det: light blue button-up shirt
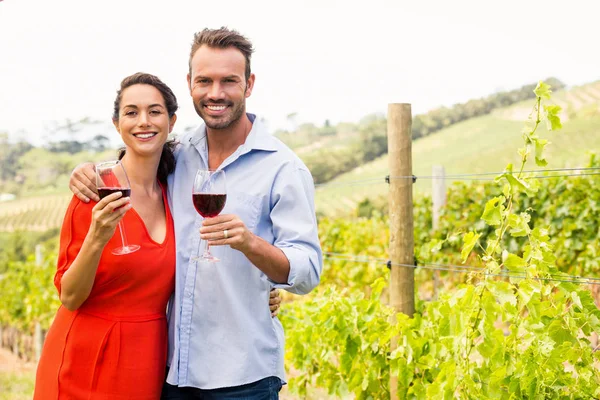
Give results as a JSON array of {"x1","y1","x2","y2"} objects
[{"x1": 165, "y1": 114, "x2": 322, "y2": 389}]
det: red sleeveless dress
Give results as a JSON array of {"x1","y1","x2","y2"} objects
[{"x1": 34, "y1": 185, "x2": 175, "y2": 400}]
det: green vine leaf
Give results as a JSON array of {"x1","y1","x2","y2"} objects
[
  {"x1": 481, "y1": 196, "x2": 505, "y2": 226},
  {"x1": 461, "y1": 231, "x2": 481, "y2": 262},
  {"x1": 544, "y1": 104, "x2": 563, "y2": 131},
  {"x1": 534, "y1": 81, "x2": 552, "y2": 99},
  {"x1": 499, "y1": 172, "x2": 537, "y2": 196},
  {"x1": 532, "y1": 137, "x2": 549, "y2": 166},
  {"x1": 507, "y1": 213, "x2": 531, "y2": 237},
  {"x1": 502, "y1": 251, "x2": 528, "y2": 270}
]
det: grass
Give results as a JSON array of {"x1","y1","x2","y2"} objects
[
  {"x1": 0, "y1": 372, "x2": 35, "y2": 400},
  {"x1": 0, "y1": 357, "x2": 318, "y2": 400}
]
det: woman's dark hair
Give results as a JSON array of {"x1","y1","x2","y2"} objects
[{"x1": 113, "y1": 72, "x2": 178, "y2": 184}]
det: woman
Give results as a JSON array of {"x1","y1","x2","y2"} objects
[{"x1": 33, "y1": 72, "x2": 178, "y2": 399}]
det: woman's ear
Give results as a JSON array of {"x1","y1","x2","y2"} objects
[
  {"x1": 112, "y1": 118, "x2": 120, "y2": 133},
  {"x1": 169, "y1": 114, "x2": 177, "y2": 133}
]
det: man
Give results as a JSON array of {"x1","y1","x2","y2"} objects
[{"x1": 70, "y1": 27, "x2": 322, "y2": 399}]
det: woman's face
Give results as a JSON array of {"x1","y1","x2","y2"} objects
[{"x1": 113, "y1": 84, "x2": 176, "y2": 158}]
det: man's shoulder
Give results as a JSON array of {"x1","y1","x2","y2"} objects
[{"x1": 257, "y1": 134, "x2": 309, "y2": 171}]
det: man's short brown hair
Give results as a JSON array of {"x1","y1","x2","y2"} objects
[{"x1": 189, "y1": 27, "x2": 254, "y2": 81}]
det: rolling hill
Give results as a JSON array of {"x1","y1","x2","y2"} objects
[{"x1": 314, "y1": 81, "x2": 600, "y2": 216}]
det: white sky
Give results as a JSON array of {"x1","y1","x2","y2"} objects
[{"x1": 1, "y1": 0, "x2": 599, "y2": 146}]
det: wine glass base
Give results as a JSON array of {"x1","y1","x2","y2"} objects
[
  {"x1": 112, "y1": 245, "x2": 141, "y2": 256},
  {"x1": 192, "y1": 255, "x2": 220, "y2": 263}
]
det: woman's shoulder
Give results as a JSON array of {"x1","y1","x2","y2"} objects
[{"x1": 63, "y1": 195, "x2": 96, "y2": 223}]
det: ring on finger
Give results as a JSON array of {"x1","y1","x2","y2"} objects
[{"x1": 223, "y1": 229, "x2": 228, "y2": 239}]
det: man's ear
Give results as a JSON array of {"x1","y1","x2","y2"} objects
[{"x1": 245, "y1": 73, "x2": 255, "y2": 98}]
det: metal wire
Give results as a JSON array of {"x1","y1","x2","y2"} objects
[
  {"x1": 389, "y1": 170, "x2": 600, "y2": 181},
  {"x1": 406, "y1": 166, "x2": 600, "y2": 179},
  {"x1": 314, "y1": 178, "x2": 385, "y2": 188},
  {"x1": 322, "y1": 252, "x2": 600, "y2": 286},
  {"x1": 314, "y1": 167, "x2": 600, "y2": 189},
  {"x1": 422, "y1": 260, "x2": 600, "y2": 282}
]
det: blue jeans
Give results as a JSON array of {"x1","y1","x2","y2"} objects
[{"x1": 161, "y1": 376, "x2": 283, "y2": 400}]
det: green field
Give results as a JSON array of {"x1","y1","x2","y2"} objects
[
  {"x1": 315, "y1": 81, "x2": 600, "y2": 215},
  {"x1": 0, "y1": 194, "x2": 71, "y2": 232}
]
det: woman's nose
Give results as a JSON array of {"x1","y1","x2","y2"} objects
[{"x1": 138, "y1": 111, "x2": 150, "y2": 126}]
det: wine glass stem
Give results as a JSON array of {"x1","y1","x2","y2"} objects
[
  {"x1": 202, "y1": 240, "x2": 211, "y2": 258},
  {"x1": 117, "y1": 221, "x2": 129, "y2": 249}
]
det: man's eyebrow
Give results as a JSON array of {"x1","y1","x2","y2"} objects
[{"x1": 194, "y1": 75, "x2": 241, "y2": 81}]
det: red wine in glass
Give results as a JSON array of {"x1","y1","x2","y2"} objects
[
  {"x1": 193, "y1": 193, "x2": 226, "y2": 217},
  {"x1": 192, "y1": 169, "x2": 227, "y2": 262},
  {"x1": 98, "y1": 188, "x2": 132, "y2": 199},
  {"x1": 95, "y1": 161, "x2": 140, "y2": 255}
]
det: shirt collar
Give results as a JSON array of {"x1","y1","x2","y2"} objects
[{"x1": 187, "y1": 113, "x2": 277, "y2": 153}]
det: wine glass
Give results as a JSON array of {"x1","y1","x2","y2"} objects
[
  {"x1": 96, "y1": 160, "x2": 140, "y2": 255},
  {"x1": 192, "y1": 169, "x2": 227, "y2": 262}
]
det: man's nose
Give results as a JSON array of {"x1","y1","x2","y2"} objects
[{"x1": 208, "y1": 83, "x2": 224, "y2": 99}]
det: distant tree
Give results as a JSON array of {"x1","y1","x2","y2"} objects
[
  {"x1": 16, "y1": 148, "x2": 85, "y2": 193},
  {"x1": 0, "y1": 133, "x2": 34, "y2": 183},
  {"x1": 358, "y1": 117, "x2": 387, "y2": 162},
  {"x1": 358, "y1": 113, "x2": 385, "y2": 127},
  {"x1": 46, "y1": 140, "x2": 85, "y2": 154},
  {"x1": 318, "y1": 120, "x2": 337, "y2": 137},
  {"x1": 44, "y1": 117, "x2": 104, "y2": 154},
  {"x1": 87, "y1": 134, "x2": 111, "y2": 152},
  {"x1": 297, "y1": 123, "x2": 318, "y2": 136}
]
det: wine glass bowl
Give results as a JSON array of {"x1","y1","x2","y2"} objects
[
  {"x1": 96, "y1": 160, "x2": 140, "y2": 255},
  {"x1": 192, "y1": 169, "x2": 227, "y2": 262}
]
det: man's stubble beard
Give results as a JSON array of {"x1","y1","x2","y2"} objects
[{"x1": 194, "y1": 99, "x2": 247, "y2": 130}]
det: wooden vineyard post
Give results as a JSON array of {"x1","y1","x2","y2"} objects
[{"x1": 387, "y1": 103, "x2": 415, "y2": 398}]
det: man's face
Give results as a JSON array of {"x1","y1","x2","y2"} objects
[{"x1": 187, "y1": 45, "x2": 254, "y2": 130}]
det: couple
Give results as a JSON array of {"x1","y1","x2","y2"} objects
[{"x1": 33, "y1": 27, "x2": 323, "y2": 399}]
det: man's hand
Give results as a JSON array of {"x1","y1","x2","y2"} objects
[
  {"x1": 69, "y1": 162, "x2": 99, "y2": 203},
  {"x1": 200, "y1": 214, "x2": 255, "y2": 253},
  {"x1": 200, "y1": 213, "x2": 291, "y2": 284},
  {"x1": 269, "y1": 289, "x2": 282, "y2": 317}
]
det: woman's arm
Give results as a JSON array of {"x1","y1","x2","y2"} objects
[{"x1": 59, "y1": 192, "x2": 131, "y2": 310}]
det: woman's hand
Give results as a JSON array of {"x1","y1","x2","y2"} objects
[
  {"x1": 269, "y1": 289, "x2": 282, "y2": 317},
  {"x1": 88, "y1": 192, "x2": 132, "y2": 245},
  {"x1": 60, "y1": 192, "x2": 132, "y2": 311}
]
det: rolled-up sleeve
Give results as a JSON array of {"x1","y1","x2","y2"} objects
[{"x1": 268, "y1": 161, "x2": 322, "y2": 294}]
